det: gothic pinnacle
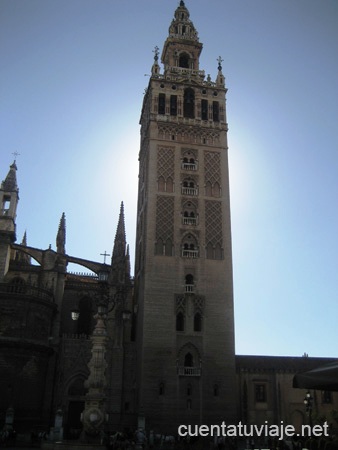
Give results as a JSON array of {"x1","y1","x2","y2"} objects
[{"x1": 56, "y1": 212, "x2": 66, "y2": 254}]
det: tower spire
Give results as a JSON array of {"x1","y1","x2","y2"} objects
[
  {"x1": 111, "y1": 202, "x2": 128, "y2": 285},
  {"x1": 21, "y1": 230, "x2": 27, "y2": 246},
  {"x1": 56, "y1": 212, "x2": 66, "y2": 254},
  {"x1": 111, "y1": 202, "x2": 126, "y2": 263},
  {"x1": 16, "y1": 230, "x2": 31, "y2": 264},
  {"x1": 2, "y1": 161, "x2": 18, "y2": 193}
]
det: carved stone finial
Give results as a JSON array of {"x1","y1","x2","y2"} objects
[
  {"x1": 153, "y1": 45, "x2": 159, "y2": 62},
  {"x1": 217, "y1": 56, "x2": 224, "y2": 71},
  {"x1": 56, "y1": 212, "x2": 66, "y2": 254}
]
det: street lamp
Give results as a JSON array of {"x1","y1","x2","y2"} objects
[{"x1": 303, "y1": 391, "x2": 313, "y2": 427}]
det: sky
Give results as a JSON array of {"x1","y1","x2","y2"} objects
[{"x1": 1, "y1": 0, "x2": 337, "y2": 358}]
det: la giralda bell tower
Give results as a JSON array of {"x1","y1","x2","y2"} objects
[{"x1": 134, "y1": 1, "x2": 237, "y2": 431}]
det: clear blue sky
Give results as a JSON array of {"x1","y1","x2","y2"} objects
[{"x1": 1, "y1": 0, "x2": 337, "y2": 358}]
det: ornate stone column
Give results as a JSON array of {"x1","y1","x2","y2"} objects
[{"x1": 81, "y1": 312, "x2": 108, "y2": 438}]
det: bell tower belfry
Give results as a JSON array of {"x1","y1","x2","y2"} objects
[
  {"x1": 0, "y1": 160, "x2": 19, "y2": 281},
  {"x1": 134, "y1": 1, "x2": 237, "y2": 431}
]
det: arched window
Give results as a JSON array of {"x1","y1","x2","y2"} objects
[
  {"x1": 201, "y1": 99, "x2": 208, "y2": 120},
  {"x1": 158, "y1": 176, "x2": 165, "y2": 192},
  {"x1": 176, "y1": 312, "x2": 184, "y2": 332},
  {"x1": 166, "y1": 177, "x2": 174, "y2": 193},
  {"x1": 182, "y1": 201, "x2": 197, "y2": 226},
  {"x1": 194, "y1": 312, "x2": 202, "y2": 332},
  {"x1": 182, "y1": 179, "x2": 197, "y2": 196},
  {"x1": 179, "y1": 53, "x2": 189, "y2": 68},
  {"x1": 205, "y1": 181, "x2": 212, "y2": 197},
  {"x1": 213, "y1": 182, "x2": 221, "y2": 197},
  {"x1": 186, "y1": 274, "x2": 194, "y2": 284},
  {"x1": 158, "y1": 93, "x2": 166, "y2": 114},
  {"x1": 182, "y1": 154, "x2": 197, "y2": 170},
  {"x1": 155, "y1": 238, "x2": 164, "y2": 255},
  {"x1": 184, "y1": 352, "x2": 193, "y2": 367},
  {"x1": 159, "y1": 382, "x2": 165, "y2": 396},
  {"x1": 187, "y1": 383, "x2": 192, "y2": 396},
  {"x1": 213, "y1": 101, "x2": 219, "y2": 122},
  {"x1": 170, "y1": 95, "x2": 177, "y2": 116},
  {"x1": 182, "y1": 235, "x2": 198, "y2": 258},
  {"x1": 185, "y1": 274, "x2": 194, "y2": 292},
  {"x1": 184, "y1": 88, "x2": 195, "y2": 118},
  {"x1": 215, "y1": 244, "x2": 223, "y2": 260}
]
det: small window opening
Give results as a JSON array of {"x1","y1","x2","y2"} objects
[
  {"x1": 184, "y1": 352, "x2": 193, "y2": 367},
  {"x1": 170, "y1": 95, "x2": 177, "y2": 116},
  {"x1": 158, "y1": 93, "x2": 166, "y2": 115},
  {"x1": 201, "y1": 99, "x2": 208, "y2": 120},
  {"x1": 213, "y1": 101, "x2": 219, "y2": 122},
  {"x1": 184, "y1": 88, "x2": 195, "y2": 118},
  {"x1": 194, "y1": 312, "x2": 202, "y2": 332},
  {"x1": 255, "y1": 384, "x2": 266, "y2": 402},
  {"x1": 2, "y1": 196, "x2": 11, "y2": 214},
  {"x1": 176, "y1": 312, "x2": 185, "y2": 331}
]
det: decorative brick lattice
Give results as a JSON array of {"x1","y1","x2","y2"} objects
[
  {"x1": 156, "y1": 196, "x2": 174, "y2": 241},
  {"x1": 158, "y1": 124, "x2": 220, "y2": 145},
  {"x1": 193, "y1": 296, "x2": 205, "y2": 314},
  {"x1": 204, "y1": 151, "x2": 221, "y2": 186},
  {"x1": 175, "y1": 295, "x2": 186, "y2": 313},
  {"x1": 205, "y1": 200, "x2": 223, "y2": 246},
  {"x1": 158, "y1": 146, "x2": 175, "y2": 180}
]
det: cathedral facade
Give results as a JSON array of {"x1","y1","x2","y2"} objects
[{"x1": 0, "y1": 1, "x2": 337, "y2": 440}]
